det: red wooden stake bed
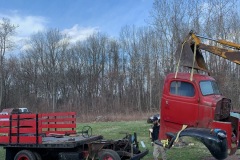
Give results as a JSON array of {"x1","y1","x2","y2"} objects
[
  {"x1": 0, "y1": 112, "x2": 80, "y2": 144},
  {"x1": 0, "y1": 112, "x2": 148, "y2": 160}
]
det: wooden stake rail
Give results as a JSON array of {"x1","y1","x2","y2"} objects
[{"x1": 0, "y1": 112, "x2": 76, "y2": 144}]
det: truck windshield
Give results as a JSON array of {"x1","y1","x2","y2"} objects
[{"x1": 200, "y1": 81, "x2": 221, "y2": 96}]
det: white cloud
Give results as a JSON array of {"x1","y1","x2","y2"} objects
[
  {"x1": 0, "y1": 11, "x2": 99, "y2": 53},
  {"x1": 0, "y1": 11, "x2": 48, "y2": 52},
  {"x1": 0, "y1": 12, "x2": 47, "y2": 37},
  {"x1": 13, "y1": 16, "x2": 47, "y2": 37},
  {"x1": 62, "y1": 24, "x2": 99, "y2": 43}
]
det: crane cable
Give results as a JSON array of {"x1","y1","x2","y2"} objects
[
  {"x1": 175, "y1": 40, "x2": 187, "y2": 78},
  {"x1": 190, "y1": 43, "x2": 197, "y2": 81}
]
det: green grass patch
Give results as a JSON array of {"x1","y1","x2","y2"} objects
[{"x1": 78, "y1": 120, "x2": 212, "y2": 160}]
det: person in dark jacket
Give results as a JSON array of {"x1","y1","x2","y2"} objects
[
  {"x1": 151, "y1": 116, "x2": 167, "y2": 160},
  {"x1": 151, "y1": 116, "x2": 160, "y2": 143}
]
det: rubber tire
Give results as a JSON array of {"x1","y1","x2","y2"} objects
[
  {"x1": 98, "y1": 149, "x2": 121, "y2": 160},
  {"x1": 33, "y1": 152, "x2": 42, "y2": 160},
  {"x1": 14, "y1": 150, "x2": 36, "y2": 160}
]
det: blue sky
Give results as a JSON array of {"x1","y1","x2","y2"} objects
[{"x1": 0, "y1": 0, "x2": 154, "y2": 46}]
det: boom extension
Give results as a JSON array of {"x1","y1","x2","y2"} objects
[
  {"x1": 177, "y1": 31, "x2": 240, "y2": 72},
  {"x1": 189, "y1": 31, "x2": 240, "y2": 65}
]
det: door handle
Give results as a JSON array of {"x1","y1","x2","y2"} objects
[{"x1": 165, "y1": 100, "x2": 169, "y2": 108}]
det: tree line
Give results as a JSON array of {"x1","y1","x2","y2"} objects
[{"x1": 0, "y1": 0, "x2": 239, "y2": 116}]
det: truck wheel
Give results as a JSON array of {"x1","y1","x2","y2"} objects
[
  {"x1": 98, "y1": 149, "x2": 121, "y2": 160},
  {"x1": 14, "y1": 150, "x2": 36, "y2": 160},
  {"x1": 33, "y1": 152, "x2": 42, "y2": 160}
]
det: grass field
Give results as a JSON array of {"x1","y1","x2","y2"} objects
[
  {"x1": 77, "y1": 120, "x2": 212, "y2": 160},
  {"x1": 0, "y1": 120, "x2": 237, "y2": 159}
]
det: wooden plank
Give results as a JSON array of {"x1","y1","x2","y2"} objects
[
  {"x1": 41, "y1": 124, "x2": 76, "y2": 129},
  {"x1": 0, "y1": 127, "x2": 40, "y2": 134},
  {"x1": 0, "y1": 115, "x2": 10, "y2": 118},
  {"x1": 0, "y1": 128, "x2": 9, "y2": 133},
  {"x1": 0, "y1": 121, "x2": 10, "y2": 126},
  {"x1": 17, "y1": 128, "x2": 39, "y2": 134},
  {"x1": 40, "y1": 112, "x2": 76, "y2": 117},
  {"x1": 45, "y1": 130, "x2": 76, "y2": 135},
  {"x1": 41, "y1": 118, "x2": 76, "y2": 123},
  {"x1": 11, "y1": 114, "x2": 37, "y2": 119},
  {"x1": 0, "y1": 112, "x2": 76, "y2": 119},
  {"x1": 0, "y1": 119, "x2": 37, "y2": 127},
  {"x1": 19, "y1": 136, "x2": 42, "y2": 144},
  {"x1": 11, "y1": 121, "x2": 36, "y2": 127},
  {"x1": 39, "y1": 112, "x2": 76, "y2": 135},
  {"x1": 0, "y1": 136, "x2": 9, "y2": 143}
]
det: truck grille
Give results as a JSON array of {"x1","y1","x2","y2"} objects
[{"x1": 214, "y1": 98, "x2": 231, "y2": 121}]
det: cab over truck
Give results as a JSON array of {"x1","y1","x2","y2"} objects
[
  {"x1": 0, "y1": 112, "x2": 148, "y2": 160},
  {"x1": 159, "y1": 31, "x2": 240, "y2": 160}
]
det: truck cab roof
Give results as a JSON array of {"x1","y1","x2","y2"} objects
[{"x1": 167, "y1": 72, "x2": 215, "y2": 82}]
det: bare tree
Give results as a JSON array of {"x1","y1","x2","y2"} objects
[
  {"x1": 0, "y1": 18, "x2": 16, "y2": 107},
  {"x1": 25, "y1": 29, "x2": 69, "y2": 112},
  {"x1": 1, "y1": 0, "x2": 240, "y2": 116}
]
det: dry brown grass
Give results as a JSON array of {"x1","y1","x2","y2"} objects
[{"x1": 76, "y1": 111, "x2": 158, "y2": 122}]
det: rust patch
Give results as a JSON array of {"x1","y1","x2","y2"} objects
[{"x1": 199, "y1": 43, "x2": 240, "y2": 65}]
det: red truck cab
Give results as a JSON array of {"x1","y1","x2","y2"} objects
[{"x1": 159, "y1": 72, "x2": 238, "y2": 159}]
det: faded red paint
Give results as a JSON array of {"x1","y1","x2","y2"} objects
[{"x1": 159, "y1": 72, "x2": 238, "y2": 152}]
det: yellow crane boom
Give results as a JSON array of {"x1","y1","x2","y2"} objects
[
  {"x1": 188, "y1": 31, "x2": 240, "y2": 65},
  {"x1": 177, "y1": 31, "x2": 240, "y2": 72}
]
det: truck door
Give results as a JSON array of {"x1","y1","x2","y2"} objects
[{"x1": 162, "y1": 80, "x2": 199, "y2": 127}]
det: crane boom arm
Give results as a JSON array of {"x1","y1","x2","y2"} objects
[
  {"x1": 188, "y1": 31, "x2": 240, "y2": 66},
  {"x1": 176, "y1": 31, "x2": 240, "y2": 72},
  {"x1": 198, "y1": 43, "x2": 240, "y2": 65}
]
